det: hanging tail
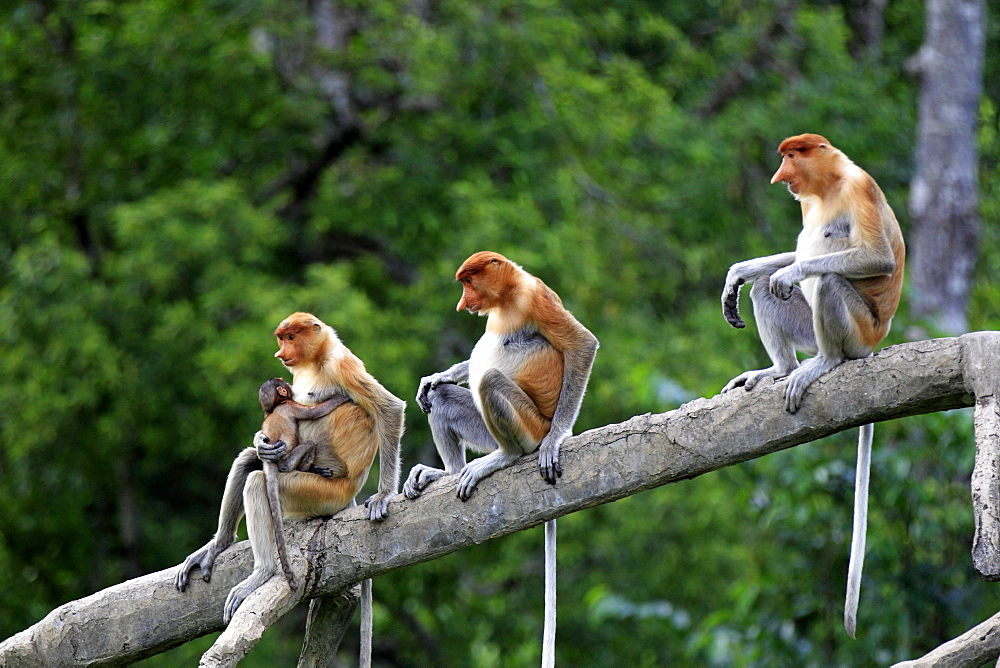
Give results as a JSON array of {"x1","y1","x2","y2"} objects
[
  {"x1": 845, "y1": 422, "x2": 873, "y2": 638},
  {"x1": 542, "y1": 518, "x2": 557, "y2": 668}
]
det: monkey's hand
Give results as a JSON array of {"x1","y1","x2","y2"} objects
[
  {"x1": 416, "y1": 372, "x2": 453, "y2": 413},
  {"x1": 538, "y1": 430, "x2": 568, "y2": 484},
  {"x1": 722, "y1": 270, "x2": 746, "y2": 328},
  {"x1": 254, "y1": 430, "x2": 288, "y2": 463},
  {"x1": 364, "y1": 491, "x2": 392, "y2": 521},
  {"x1": 769, "y1": 265, "x2": 801, "y2": 301}
]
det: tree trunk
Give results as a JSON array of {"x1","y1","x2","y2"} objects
[{"x1": 907, "y1": 0, "x2": 985, "y2": 335}]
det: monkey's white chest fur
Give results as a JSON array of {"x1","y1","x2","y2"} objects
[
  {"x1": 468, "y1": 332, "x2": 502, "y2": 412},
  {"x1": 468, "y1": 327, "x2": 544, "y2": 413}
]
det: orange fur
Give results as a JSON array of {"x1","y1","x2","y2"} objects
[{"x1": 515, "y1": 345, "x2": 564, "y2": 420}]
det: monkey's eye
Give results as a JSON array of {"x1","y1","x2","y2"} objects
[{"x1": 288, "y1": 334, "x2": 295, "y2": 341}]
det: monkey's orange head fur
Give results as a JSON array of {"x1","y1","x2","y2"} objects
[
  {"x1": 273, "y1": 312, "x2": 336, "y2": 368},
  {"x1": 455, "y1": 251, "x2": 521, "y2": 314},
  {"x1": 771, "y1": 133, "x2": 846, "y2": 198}
]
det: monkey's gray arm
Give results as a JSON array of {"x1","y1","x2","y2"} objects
[
  {"x1": 722, "y1": 252, "x2": 797, "y2": 328},
  {"x1": 538, "y1": 327, "x2": 599, "y2": 484},
  {"x1": 770, "y1": 245, "x2": 897, "y2": 300},
  {"x1": 416, "y1": 360, "x2": 470, "y2": 413},
  {"x1": 364, "y1": 389, "x2": 406, "y2": 521}
]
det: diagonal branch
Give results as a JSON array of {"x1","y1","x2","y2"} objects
[
  {"x1": 890, "y1": 608, "x2": 1000, "y2": 667},
  {"x1": 1, "y1": 334, "x2": 994, "y2": 665}
]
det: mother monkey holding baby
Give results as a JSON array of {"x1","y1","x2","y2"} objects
[{"x1": 174, "y1": 312, "x2": 404, "y2": 627}]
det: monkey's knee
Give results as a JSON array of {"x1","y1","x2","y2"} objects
[{"x1": 426, "y1": 383, "x2": 469, "y2": 424}]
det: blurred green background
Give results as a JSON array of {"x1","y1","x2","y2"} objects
[{"x1": 1, "y1": 0, "x2": 997, "y2": 665}]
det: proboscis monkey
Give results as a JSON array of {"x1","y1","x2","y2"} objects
[
  {"x1": 175, "y1": 313, "x2": 405, "y2": 666},
  {"x1": 721, "y1": 134, "x2": 905, "y2": 637},
  {"x1": 403, "y1": 251, "x2": 599, "y2": 668},
  {"x1": 257, "y1": 377, "x2": 350, "y2": 587}
]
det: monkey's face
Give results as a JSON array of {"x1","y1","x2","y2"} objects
[
  {"x1": 455, "y1": 252, "x2": 511, "y2": 315},
  {"x1": 771, "y1": 134, "x2": 834, "y2": 199},
  {"x1": 274, "y1": 314, "x2": 324, "y2": 367},
  {"x1": 457, "y1": 276, "x2": 487, "y2": 314},
  {"x1": 274, "y1": 333, "x2": 300, "y2": 367}
]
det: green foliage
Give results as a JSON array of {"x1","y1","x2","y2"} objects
[{"x1": 1, "y1": 0, "x2": 998, "y2": 664}]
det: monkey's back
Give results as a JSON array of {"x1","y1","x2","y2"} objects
[
  {"x1": 848, "y1": 178, "x2": 906, "y2": 345},
  {"x1": 261, "y1": 406, "x2": 302, "y2": 450}
]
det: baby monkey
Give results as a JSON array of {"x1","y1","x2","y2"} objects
[{"x1": 258, "y1": 377, "x2": 350, "y2": 587}]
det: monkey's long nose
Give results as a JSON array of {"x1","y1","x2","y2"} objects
[{"x1": 771, "y1": 163, "x2": 791, "y2": 184}]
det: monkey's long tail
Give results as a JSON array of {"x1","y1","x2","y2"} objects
[
  {"x1": 360, "y1": 577, "x2": 373, "y2": 668},
  {"x1": 542, "y1": 518, "x2": 556, "y2": 668},
  {"x1": 845, "y1": 422, "x2": 873, "y2": 639}
]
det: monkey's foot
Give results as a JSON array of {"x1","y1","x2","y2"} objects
[
  {"x1": 784, "y1": 356, "x2": 840, "y2": 413},
  {"x1": 224, "y1": 569, "x2": 274, "y2": 624},
  {"x1": 174, "y1": 539, "x2": 229, "y2": 592},
  {"x1": 722, "y1": 366, "x2": 788, "y2": 394},
  {"x1": 538, "y1": 443, "x2": 563, "y2": 485},
  {"x1": 403, "y1": 464, "x2": 446, "y2": 499},
  {"x1": 364, "y1": 491, "x2": 392, "y2": 521},
  {"x1": 457, "y1": 451, "x2": 519, "y2": 501}
]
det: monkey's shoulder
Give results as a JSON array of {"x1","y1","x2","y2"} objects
[
  {"x1": 820, "y1": 213, "x2": 852, "y2": 239},
  {"x1": 499, "y1": 324, "x2": 551, "y2": 349}
]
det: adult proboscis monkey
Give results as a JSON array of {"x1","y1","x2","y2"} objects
[
  {"x1": 175, "y1": 313, "x2": 405, "y2": 666},
  {"x1": 404, "y1": 251, "x2": 599, "y2": 668},
  {"x1": 721, "y1": 134, "x2": 905, "y2": 637}
]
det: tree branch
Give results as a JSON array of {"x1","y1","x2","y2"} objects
[
  {"x1": 1, "y1": 334, "x2": 994, "y2": 665},
  {"x1": 891, "y1": 609, "x2": 1000, "y2": 667}
]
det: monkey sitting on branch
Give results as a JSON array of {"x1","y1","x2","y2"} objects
[
  {"x1": 721, "y1": 133, "x2": 905, "y2": 637},
  {"x1": 256, "y1": 377, "x2": 351, "y2": 588},
  {"x1": 176, "y1": 312, "x2": 405, "y2": 666},
  {"x1": 404, "y1": 251, "x2": 599, "y2": 668}
]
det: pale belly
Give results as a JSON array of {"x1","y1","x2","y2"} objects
[
  {"x1": 795, "y1": 221, "x2": 851, "y2": 308},
  {"x1": 800, "y1": 276, "x2": 819, "y2": 307},
  {"x1": 468, "y1": 332, "x2": 502, "y2": 414}
]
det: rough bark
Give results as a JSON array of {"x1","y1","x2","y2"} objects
[
  {"x1": 907, "y1": 0, "x2": 985, "y2": 334},
  {"x1": 965, "y1": 333, "x2": 1000, "y2": 578},
  {"x1": 0, "y1": 334, "x2": 996, "y2": 666},
  {"x1": 297, "y1": 590, "x2": 362, "y2": 668},
  {"x1": 891, "y1": 609, "x2": 1000, "y2": 668}
]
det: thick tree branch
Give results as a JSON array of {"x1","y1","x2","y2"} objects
[
  {"x1": 1, "y1": 334, "x2": 995, "y2": 666},
  {"x1": 891, "y1": 609, "x2": 1000, "y2": 667}
]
